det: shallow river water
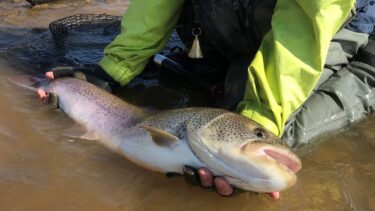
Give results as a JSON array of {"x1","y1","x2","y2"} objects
[{"x1": 0, "y1": 1, "x2": 374, "y2": 211}]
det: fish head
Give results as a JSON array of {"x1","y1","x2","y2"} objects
[{"x1": 187, "y1": 111, "x2": 301, "y2": 193}]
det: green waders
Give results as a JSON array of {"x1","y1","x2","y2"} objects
[{"x1": 283, "y1": 29, "x2": 375, "y2": 147}]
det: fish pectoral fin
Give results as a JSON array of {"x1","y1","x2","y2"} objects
[
  {"x1": 138, "y1": 124, "x2": 179, "y2": 147},
  {"x1": 63, "y1": 126, "x2": 98, "y2": 141},
  {"x1": 80, "y1": 131, "x2": 99, "y2": 141}
]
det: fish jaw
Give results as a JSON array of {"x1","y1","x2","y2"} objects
[
  {"x1": 189, "y1": 135, "x2": 301, "y2": 192},
  {"x1": 227, "y1": 142, "x2": 301, "y2": 192}
]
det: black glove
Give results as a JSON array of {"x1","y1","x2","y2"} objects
[
  {"x1": 166, "y1": 166, "x2": 201, "y2": 186},
  {"x1": 48, "y1": 65, "x2": 117, "y2": 92},
  {"x1": 182, "y1": 165, "x2": 202, "y2": 186}
]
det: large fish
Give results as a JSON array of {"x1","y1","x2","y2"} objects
[{"x1": 10, "y1": 75, "x2": 301, "y2": 193}]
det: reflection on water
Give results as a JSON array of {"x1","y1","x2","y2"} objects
[{"x1": 0, "y1": 1, "x2": 374, "y2": 210}]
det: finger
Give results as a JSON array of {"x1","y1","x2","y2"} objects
[
  {"x1": 45, "y1": 71, "x2": 54, "y2": 80},
  {"x1": 268, "y1": 192, "x2": 280, "y2": 200},
  {"x1": 198, "y1": 167, "x2": 213, "y2": 188},
  {"x1": 36, "y1": 88, "x2": 49, "y2": 104},
  {"x1": 213, "y1": 177, "x2": 234, "y2": 196}
]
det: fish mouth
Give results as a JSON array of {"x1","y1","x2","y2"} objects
[
  {"x1": 188, "y1": 134, "x2": 302, "y2": 192},
  {"x1": 241, "y1": 142, "x2": 302, "y2": 174},
  {"x1": 230, "y1": 142, "x2": 302, "y2": 191},
  {"x1": 262, "y1": 146, "x2": 302, "y2": 174},
  {"x1": 213, "y1": 144, "x2": 301, "y2": 192}
]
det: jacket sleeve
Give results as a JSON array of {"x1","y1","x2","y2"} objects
[
  {"x1": 237, "y1": 0, "x2": 356, "y2": 136},
  {"x1": 99, "y1": 0, "x2": 185, "y2": 86}
]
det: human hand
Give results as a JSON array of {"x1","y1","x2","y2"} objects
[{"x1": 44, "y1": 65, "x2": 115, "y2": 92}]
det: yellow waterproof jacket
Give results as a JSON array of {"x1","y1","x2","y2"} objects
[{"x1": 100, "y1": 0, "x2": 355, "y2": 136}]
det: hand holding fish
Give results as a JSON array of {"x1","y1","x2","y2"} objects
[
  {"x1": 46, "y1": 70, "x2": 241, "y2": 197},
  {"x1": 183, "y1": 166, "x2": 279, "y2": 199},
  {"x1": 11, "y1": 73, "x2": 301, "y2": 199},
  {"x1": 46, "y1": 71, "x2": 285, "y2": 199}
]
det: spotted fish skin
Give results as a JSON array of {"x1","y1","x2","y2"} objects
[
  {"x1": 11, "y1": 76, "x2": 301, "y2": 193},
  {"x1": 141, "y1": 108, "x2": 278, "y2": 145},
  {"x1": 46, "y1": 77, "x2": 146, "y2": 138},
  {"x1": 136, "y1": 105, "x2": 300, "y2": 193}
]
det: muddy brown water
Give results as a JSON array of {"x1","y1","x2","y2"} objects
[{"x1": 0, "y1": 1, "x2": 374, "y2": 211}]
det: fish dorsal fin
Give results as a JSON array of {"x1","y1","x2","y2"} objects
[{"x1": 138, "y1": 124, "x2": 179, "y2": 146}]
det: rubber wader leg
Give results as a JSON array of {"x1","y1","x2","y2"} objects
[{"x1": 283, "y1": 29, "x2": 375, "y2": 148}]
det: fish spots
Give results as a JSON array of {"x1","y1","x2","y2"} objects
[
  {"x1": 54, "y1": 78, "x2": 141, "y2": 116},
  {"x1": 49, "y1": 78, "x2": 144, "y2": 133},
  {"x1": 140, "y1": 108, "x2": 229, "y2": 140},
  {"x1": 185, "y1": 110, "x2": 279, "y2": 145},
  {"x1": 196, "y1": 113, "x2": 258, "y2": 144},
  {"x1": 140, "y1": 108, "x2": 202, "y2": 138},
  {"x1": 187, "y1": 109, "x2": 226, "y2": 130}
]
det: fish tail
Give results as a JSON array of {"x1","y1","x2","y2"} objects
[{"x1": 8, "y1": 74, "x2": 49, "y2": 91}]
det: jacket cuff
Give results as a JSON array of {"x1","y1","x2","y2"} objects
[{"x1": 99, "y1": 56, "x2": 146, "y2": 86}]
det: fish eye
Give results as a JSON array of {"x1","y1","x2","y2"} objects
[{"x1": 254, "y1": 128, "x2": 267, "y2": 139}]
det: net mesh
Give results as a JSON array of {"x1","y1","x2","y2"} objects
[
  {"x1": 48, "y1": 14, "x2": 184, "y2": 54},
  {"x1": 49, "y1": 14, "x2": 122, "y2": 47}
]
